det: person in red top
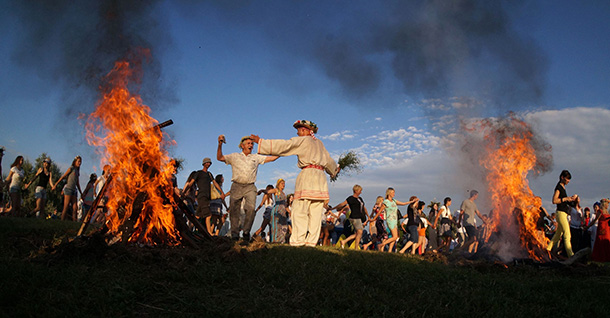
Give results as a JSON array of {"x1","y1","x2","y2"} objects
[{"x1": 588, "y1": 198, "x2": 610, "y2": 262}]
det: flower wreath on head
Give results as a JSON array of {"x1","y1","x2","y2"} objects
[{"x1": 293, "y1": 120, "x2": 318, "y2": 138}]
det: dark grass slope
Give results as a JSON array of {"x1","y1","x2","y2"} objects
[{"x1": 0, "y1": 217, "x2": 608, "y2": 317}]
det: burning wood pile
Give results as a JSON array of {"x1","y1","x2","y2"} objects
[
  {"x1": 82, "y1": 59, "x2": 209, "y2": 247},
  {"x1": 462, "y1": 114, "x2": 553, "y2": 262}
]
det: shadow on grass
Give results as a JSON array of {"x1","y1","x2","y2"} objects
[{"x1": 1, "y1": 217, "x2": 609, "y2": 317}]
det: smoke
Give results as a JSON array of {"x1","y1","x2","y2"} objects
[
  {"x1": 7, "y1": 0, "x2": 177, "y2": 122},
  {"x1": 448, "y1": 113, "x2": 553, "y2": 261},
  {"x1": 195, "y1": 0, "x2": 547, "y2": 112}
]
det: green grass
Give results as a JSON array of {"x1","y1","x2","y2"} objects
[{"x1": 0, "y1": 217, "x2": 609, "y2": 317}]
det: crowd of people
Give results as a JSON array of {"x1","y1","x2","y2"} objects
[{"x1": 1, "y1": 120, "x2": 609, "y2": 263}]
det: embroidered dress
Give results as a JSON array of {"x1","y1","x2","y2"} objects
[
  {"x1": 258, "y1": 135, "x2": 338, "y2": 246},
  {"x1": 258, "y1": 136, "x2": 337, "y2": 201}
]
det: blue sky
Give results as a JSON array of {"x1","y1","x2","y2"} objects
[{"x1": 1, "y1": 1, "x2": 609, "y2": 227}]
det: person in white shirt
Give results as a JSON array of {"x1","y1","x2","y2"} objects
[
  {"x1": 251, "y1": 120, "x2": 339, "y2": 247},
  {"x1": 217, "y1": 135, "x2": 278, "y2": 241}
]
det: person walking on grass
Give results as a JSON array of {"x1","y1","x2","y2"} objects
[
  {"x1": 254, "y1": 184, "x2": 275, "y2": 239},
  {"x1": 25, "y1": 158, "x2": 54, "y2": 218},
  {"x1": 437, "y1": 197, "x2": 453, "y2": 252},
  {"x1": 183, "y1": 157, "x2": 225, "y2": 236},
  {"x1": 4, "y1": 155, "x2": 26, "y2": 217},
  {"x1": 251, "y1": 120, "x2": 339, "y2": 247},
  {"x1": 460, "y1": 190, "x2": 485, "y2": 254},
  {"x1": 399, "y1": 198, "x2": 424, "y2": 254},
  {"x1": 210, "y1": 174, "x2": 229, "y2": 236},
  {"x1": 53, "y1": 156, "x2": 82, "y2": 221},
  {"x1": 377, "y1": 188, "x2": 418, "y2": 252},
  {"x1": 331, "y1": 184, "x2": 369, "y2": 249},
  {"x1": 547, "y1": 170, "x2": 578, "y2": 259},
  {"x1": 363, "y1": 196, "x2": 386, "y2": 250}
]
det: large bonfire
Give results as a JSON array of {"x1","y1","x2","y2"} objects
[
  {"x1": 85, "y1": 58, "x2": 181, "y2": 246},
  {"x1": 462, "y1": 114, "x2": 552, "y2": 262}
]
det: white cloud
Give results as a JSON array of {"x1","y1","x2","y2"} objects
[
  {"x1": 327, "y1": 107, "x2": 610, "y2": 217},
  {"x1": 318, "y1": 130, "x2": 356, "y2": 141}
]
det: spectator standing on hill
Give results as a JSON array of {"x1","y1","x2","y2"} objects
[
  {"x1": 588, "y1": 198, "x2": 610, "y2": 262},
  {"x1": 568, "y1": 196, "x2": 584, "y2": 253},
  {"x1": 547, "y1": 170, "x2": 578, "y2": 259},
  {"x1": 210, "y1": 174, "x2": 228, "y2": 236},
  {"x1": 267, "y1": 179, "x2": 289, "y2": 243},
  {"x1": 438, "y1": 197, "x2": 453, "y2": 252},
  {"x1": 183, "y1": 157, "x2": 225, "y2": 236},
  {"x1": 218, "y1": 135, "x2": 278, "y2": 242},
  {"x1": 460, "y1": 190, "x2": 485, "y2": 254},
  {"x1": 332, "y1": 205, "x2": 348, "y2": 245},
  {"x1": 92, "y1": 165, "x2": 111, "y2": 224},
  {"x1": 53, "y1": 156, "x2": 82, "y2": 221},
  {"x1": 427, "y1": 202, "x2": 439, "y2": 252},
  {"x1": 25, "y1": 158, "x2": 54, "y2": 218},
  {"x1": 582, "y1": 207, "x2": 592, "y2": 249},
  {"x1": 251, "y1": 120, "x2": 338, "y2": 247},
  {"x1": 588, "y1": 203, "x2": 600, "y2": 249},
  {"x1": 254, "y1": 184, "x2": 275, "y2": 238},
  {"x1": 81, "y1": 173, "x2": 97, "y2": 218},
  {"x1": 5, "y1": 155, "x2": 26, "y2": 217}
]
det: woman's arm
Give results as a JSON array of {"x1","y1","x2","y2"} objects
[
  {"x1": 25, "y1": 168, "x2": 43, "y2": 189},
  {"x1": 82, "y1": 182, "x2": 93, "y2": 198},
  {"x1": 212, "y1": 180, "x2": 226, "y2": 199},
  {"x1": 396, "y1": 198, "x2": 418, "y2": 206},
  {"x1": 585, "y1": 212, "x2": 602, "y2": 231},
  {"x1": 53, "y1": 168, "x2": 71, "y2": 190},
  {"x1": 5, "y1": 169, "x2": 13, "y2": 184},
  {"x1": 76, "y1": 178, "x2": 82, "y2": 197},
  {"x1": 330, "y1": 200, "x2": 348, "y2": 211},
  {"x1": 255, "y1": 193, "x2": 270, "y2": 212},
  {"x1": 552, "y1": 189, "x2": 575, "y2": 205},
  {"x1": 48, "y1": 171, "x2": 54, "y2": 188}
]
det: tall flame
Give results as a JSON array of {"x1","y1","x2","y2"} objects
[
  {"x1": 85, "y1": 58, "x2": 180, "y2": 245},
  {"x1": 465, "y1": 114, "x2": 550, "y2": 261}
]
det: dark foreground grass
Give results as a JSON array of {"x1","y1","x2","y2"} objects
[{"x1": 1, "y1": 217, "x2": 609, "y2": 317}]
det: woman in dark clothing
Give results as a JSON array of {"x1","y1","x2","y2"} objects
[
  {"x1": 25, "y1": 158, "x2": 54, "y2": 218},
  {"x1": 546, "y1": 170, "x2": 578, "y2": 258}
]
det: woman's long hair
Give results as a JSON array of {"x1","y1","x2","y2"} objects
[
  {"x1": 71, "y1": 155, "x2": 82, "y2": 167},
  {"x1": 10, "y1": 155, "x2": 23, "y2": 168}
]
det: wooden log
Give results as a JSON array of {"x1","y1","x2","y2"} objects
[
  {"x1": 77, "y1": 174, "x2": 113, "y2": 236},
  {"x1": 172, "y1": 192, "x2": 212, "y2": 240}
]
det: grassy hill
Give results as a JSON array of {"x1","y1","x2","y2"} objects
[{"x1": 0, "y1": 217, "x2": 608, "y2": 317}]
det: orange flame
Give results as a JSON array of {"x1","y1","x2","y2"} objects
[
  {"x1": 85, "y1": 59, "x2": 180, "y2": 245},
  {"x1": 467, "y1": 114, "x2": 549, "y2": 261}
]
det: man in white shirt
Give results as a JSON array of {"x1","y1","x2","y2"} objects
[{"x1": 218, "y1": 135, "x2": 278, "y2": 241}]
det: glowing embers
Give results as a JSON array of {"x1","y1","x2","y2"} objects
[{"x1": 85, "y1": 60, "x2": 180, "y2": 245}]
